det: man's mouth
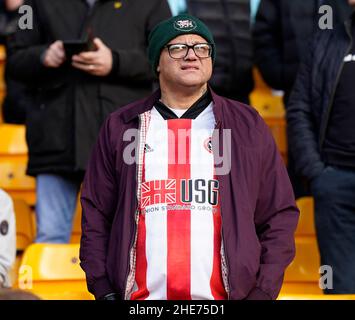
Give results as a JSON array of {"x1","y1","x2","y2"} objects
[{"x1": 181, "y1": 65, "x2": 199, "y2": 70}]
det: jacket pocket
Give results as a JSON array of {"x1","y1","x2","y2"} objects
[{"x1": 26, "y1": 85, "x2": 70, "y2": 155}]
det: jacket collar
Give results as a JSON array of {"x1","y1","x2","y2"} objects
[{"x1": 121, "y1": 85, "x2": 225, "y2": 124}]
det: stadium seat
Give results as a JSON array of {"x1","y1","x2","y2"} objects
[
  {"x1": 284, "y1": 237, "x2": 321, "y2": 283},
  {"x1": 278, "y1": 293, "x2": 355, "y2": 300},
  {"x1": 0, "y1": 124, "x2": 28, "y2": 155},
  {"x1": 70, "y1": 200, "x2": 82, "y2": 243},
  {"x1": 250, "y1": 68, "x2": 287, "y2": 164},
  {"x1": 264, "y1": 117, "x2": 287, "y2": 163},
  {"x1": 0, "y1": 124, "x2": 36, "y2": 205},
  {"x1": 0, "y1": 159, "x2": 36, "y2": 206},
  {"x1": 13, "y1": 198, "x2": 35, "y2": 251},
  {"x1": 278, "y1": 196, "x2": 323, "y2": 297},
  {"x1": 295, "y1": 197, "x2": 315, "y2": 236},
  {"x1": 9, "y1": 253, "x2": 23, "y2": 289},
  {"x1": 16, "y1": 243, "x2": 94, "y2": 300}
]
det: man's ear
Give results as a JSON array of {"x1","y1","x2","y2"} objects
[{"x1": 156, "y1": 65, "x2": 161, "y2": 73}]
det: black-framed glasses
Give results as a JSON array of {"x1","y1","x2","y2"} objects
[{"x1": 164, "y1": 43, "x2": 213, "y2": 59}]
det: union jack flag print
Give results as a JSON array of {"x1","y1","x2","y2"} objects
[{"x1": 141, "y1": 179, "x2": 177, "y2": 208}]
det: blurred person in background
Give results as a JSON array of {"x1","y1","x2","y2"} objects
[
  {"x1": 0, "y1": 189, "x2": 16, "y2": 289},
  {"x1": 287, "y1": 0, "x2": 355, "y2": 293},
  {"x1": 7, "y1": 0, "x2": 171, "y2": 244},
  {"x1": 168, "y1": 0, "x2": 261, "y2": 104},
  {"x1": 253, "y1": 0, "x2": 352, "y2": 198},
  {"x1": 0, "y1": 0, "x2": 32, "y2": 124}
]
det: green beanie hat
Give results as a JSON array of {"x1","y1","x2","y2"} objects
[{"x1": 148, "y1": 14, "x2": 216, "y2": 74}]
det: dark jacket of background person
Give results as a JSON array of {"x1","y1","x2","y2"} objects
[
  {"x1": 253, "y1": 0, "x2": 352, "y2": 103},
  {"x1": 80, "y1": 89, "x2": 299, "y2": 300},
  {"x1": 287, "y1": 13, "x2": 355, "y2": 181},
  {"x1": 187, "y1": 0, "x2": 254, "y2": 103},
  {"x1": 7, "y1": 0, "x2": 171, "y2": 176},
  {"x1": 0, "y1": 0, "x2": 30, "y2": 124}
]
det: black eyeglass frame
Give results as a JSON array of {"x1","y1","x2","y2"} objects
[{"x1": 164, "y1": 43, "x2": 214, "y2": 60}]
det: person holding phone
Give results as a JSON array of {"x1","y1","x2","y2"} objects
[{"x1": 7, "y1": 0, "x2": 171, "y2": 244}]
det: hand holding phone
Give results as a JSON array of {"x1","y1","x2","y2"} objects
[
  {"x1": 63, "y1": 40, "x2": 92, "y2": 59},
  {"x1": 42, "y1": 40, "x2": 66, "y2": 68},
  {"x1": 71, "y1": 37, "x2": 113, "y2": 77}
]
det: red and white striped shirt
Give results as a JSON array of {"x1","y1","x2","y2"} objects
[{"x1": 131, "y1": 103, "x2": 227, "y2": 300}]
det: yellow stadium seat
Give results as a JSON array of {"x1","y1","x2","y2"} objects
[
  {"x1": 0, "y1": 124, "x2": 28, "y2": 155},
  {"x1": 250, "y1": 68, "x2": 285, "y2": 118},
  {"x1": 250, "y1": 69, "x2": 287, "y2": 164},
  {"x1": 70, "y1": 200, "x2": 82, "y2": 244},
  {"x1": 0, "y1": 124, "x2": 36, "y2": 205},
  {"x1": 278, "y1": 293, "x2": 355, "y2": 300},
  {"x1": 279, "y1": 196, "x2": 355, "y2": 299},
  {"x1": 264, "y1": 117, "x2": 287, "y2": 163},
  {"x1": 280, "y1": 196, "x2": 322, "y2": 298},
  {"x1": 295, "y1": 197, "x2": 315, "y2": 236},
  {"x1": 0, "y1": 159, "x2": 36, "y2": 206},
  {"x1": 9, "y1": 253, "x2": 23, "y2": 288},
  {"x1": 16, "y1": 243, "x2": 94, "y2": 300},
  {"x1": 13, "y1": 199, "x2": 35, "y2": 251},
  {"x1": 279, "y1": 195, "x2": 324, "y2": 298},
  {"x1": 284, "y1": 237, "x2": 321, "y2": 283}
]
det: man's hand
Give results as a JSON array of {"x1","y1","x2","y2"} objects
[
  {"x1": 71, "y1": 38, "x2": 113, "y2": 76},
  {"x1": 42, "y1": 40, "x2": 66, "y2": 68},
  {"x1": 5, "y1": 0, "x2": 23, "y2": 11}
]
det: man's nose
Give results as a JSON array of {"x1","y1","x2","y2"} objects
[{"x1": 184, "y1": 47, "x2": 198, "y2": 60}]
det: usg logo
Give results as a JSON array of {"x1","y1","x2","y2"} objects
[{"x1": 174, "y1": 19, "x2": 197, "y2": 32}]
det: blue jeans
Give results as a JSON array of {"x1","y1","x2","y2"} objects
[
  {"x1": 35, "y1": 174, "x2": 81, "y2": 243},
  {"x1": 311, "y1": 165, "x2": 355, "y2": 294}
]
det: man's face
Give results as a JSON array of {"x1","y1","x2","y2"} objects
[
  {"x1": 157, "y1": 34, "x2": 213, "y2": 89},
  {"x1": 348, "y1": 0, "x2": 355, "y2": 7}
]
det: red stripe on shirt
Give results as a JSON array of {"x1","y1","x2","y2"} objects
[
  {"x1": 130, "y1": 149, "x2": 149, "y2": 300},
  {"x1": 167, "y1": 119, "x2": 192, "y2": 300}
]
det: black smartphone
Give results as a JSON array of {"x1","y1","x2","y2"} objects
[{"x1": 63, "y1": 40, "x2": 90, "y2": 58}]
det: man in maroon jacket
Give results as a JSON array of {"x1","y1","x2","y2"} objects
[{"x1": 80, "y1": 14, "x2": 299, "y2": 300}]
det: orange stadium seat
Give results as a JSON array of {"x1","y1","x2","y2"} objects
[
  {"x1": 279, "y1": 197, "x2": 355, "y2": 299},
  {"x1": 0, "y1": 159, "x2": 36, "y2": 206},
  {"x1": 279, "y1": 197, "x2": 322, "y2": 298},
  {"x1": 13, "y1": 198, "x2": 36, "y2": 251},
  {"x1": 295, "y1": 197, "x2": 315, "y2": 236},
  {"x1": 16, "y1": 243, "x2": 93, "y2": 300},
  {"x1": 70, "y1": 199, "x2": 82, "y2": 244},
  {"x1": 0, "y1": 124, "x2": 36, "y2": 205},
  {"x1": 250, "y1": 69, "x2": 288, "y2": 164},
  {"x1": 0, "y1": 124, "x2": 28, "y2": 155}
]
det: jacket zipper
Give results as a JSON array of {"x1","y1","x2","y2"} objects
[
  {"x1": 220, "y1": 214, "x2": 231, "y2": 299},
  {"x1": 124, "y1": 112, "x2": 151, "y2": 299},
  {"x1": 214, "y1": 120, "x2": 231, "y2": 299},
  {"x1": 123, "y1": 115, "x2": 143, "y2": 300},
  {"x1": 319, "y1": 22, "x2": 353, "y2": 149}
]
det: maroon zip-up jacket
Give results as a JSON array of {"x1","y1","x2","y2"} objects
[{"x1": 80, "y1": 89, "x2": 299, "y2": 300}]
